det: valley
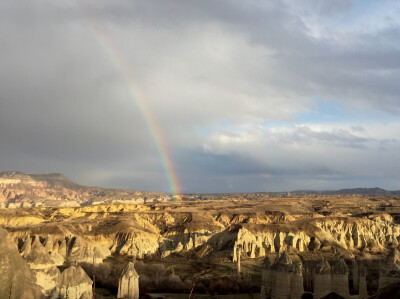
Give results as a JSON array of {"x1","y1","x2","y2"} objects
[{"x1": 1, "y1": 172, "x2": 400, "y2": 298}]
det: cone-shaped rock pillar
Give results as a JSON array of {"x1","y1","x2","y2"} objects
[{"x1": 117, "y1": 262, "x2": 140, "y2": 299}]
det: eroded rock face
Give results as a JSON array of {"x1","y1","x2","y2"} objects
[
  {"x1": 314, "y1": 259, "x2": 332, "y2": 299},
  {"x1": 378, "y1": 248, "x2": 400, "y2": 290},
  {"x1": 54, "y1": 266, "x2": 93, "y2": 299},
  {"x1": 331, "y1": 258, "x2": 349, "y2": 298},
  {"x1": 0, "y1": 228, "x2": 43, "y2": 299},
  {"x1": 25, "y1": 242, "x2": 60, "y2": 296},
  {"x1": 67, "y1": 236, "x2": 111, "y2": 265},
  {"x1": 117, "y1": 262, "x2": 139, "y2": 299},
  {"x1": 314, "y1": 215, "x2": 400, "y2": 252},
  {"x1": 2, "y1": 195, "x2": 400, "y2": 297},
  {"x1": 260, "y1": 251, "x2": 303, "y2": 299},
  {"x1": 18, "y1": 234, "x2": 111, "y2": 268},
  {"x1": 230, "y1": 214, "x2": 400, "y2": 262},
  {"x1": 358, "y1": 262, "x2": 368, "y2": 299}
]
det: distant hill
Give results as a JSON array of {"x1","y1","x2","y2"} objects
[
  {"x1": 289, "y1": 187, "x2": 400, "y2": 197},
  {"x1": 0, "y1": 171, "x2": 171, "y2": 207},
  {"x1": 0, "y1": 171, "x2": 399, "y2": 207}
]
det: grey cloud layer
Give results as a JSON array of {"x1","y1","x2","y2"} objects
[{"x1": 0, "y1": 0, "x2": 399, "y2": 192}]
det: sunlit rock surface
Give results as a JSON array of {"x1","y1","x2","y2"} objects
[
  {"x1": 0, "y1": 228, "x2": 43, "y2": 299},
  {"x1": 1, "y1": 172, "x2": 400, "y2": 297}
]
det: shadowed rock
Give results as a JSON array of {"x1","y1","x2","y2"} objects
[
  {"x1": 54, "y1": 265, "x2": 93, "y2": 299},
  {"x1": 118, "y1": 262, "x2": 140, "y2": 299},
  {"x1": 378, "y1": 248, "x2": 400, "y2": 290},
  {"x1": 0, "y1": 228, "x2": 43, "y2": 299},
  {"x1": 260, "y1": 251, "x2": 303, "y2": 299},
  {"x1": 331, "y1": 258, "x2": 349, "y2": 298},
  {"x1": 314, "y1": 259, "x2": 332, "y2": 299}
]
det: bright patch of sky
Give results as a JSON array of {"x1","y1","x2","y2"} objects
[{"x1": 295, "y1": 99, "x2": 399, "y2": 125}]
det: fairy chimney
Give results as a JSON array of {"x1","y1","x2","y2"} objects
[
  {"x1": 313, "y1": 259, "x2": 331, "y2": 299},
  {"x1": 331, "y1": 257, "x2": 349, "y2": 298},
  {"x1": 117, "y1": 262, "x2": 140, "y2": 299}
]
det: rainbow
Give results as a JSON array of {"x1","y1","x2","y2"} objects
[{"x1": 87, "y1": 22, "x2": 182, "y2": 196}]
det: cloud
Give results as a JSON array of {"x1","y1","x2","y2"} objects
[
  {"x1": 0, "y1": 0, "x2": 399, "y2": 192},
  {"x1": 195, "y1": 123, "x2": 400, "y2": 192}
]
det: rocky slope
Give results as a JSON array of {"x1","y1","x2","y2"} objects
[
  {"x1": 1, "y1": 172, "x2": 400, "y2": 297},
  {"x1": 0, "y1": 171, "x2": 173, "y2": 207},
  {"x1": 2, "y1": 197, "x2": 400, "y2": 261},
  {"x1": 0, "y1": 228, "x2": 43, "y2": 299}
]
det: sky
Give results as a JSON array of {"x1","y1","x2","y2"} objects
[{"x1": 1, "y1": 0, "x2": 400, "y2": 193}]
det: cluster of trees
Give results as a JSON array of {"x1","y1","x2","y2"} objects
[{"x1": 80, "y1": 260, "x2": 259, "y2": 295}]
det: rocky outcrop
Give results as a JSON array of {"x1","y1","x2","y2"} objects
[
  {"x1": 25, "y1": 242, "x2": 60, "y2": 296},
  {"x1": 331, "y1": 258, "x2": 349, "y2": 298},
  {"x1": 118, "y1": 262, "x2": 139, "y2": 299},
  {"x1": 314, "y1": 215, "x2": 400, "y2": 252},
  {"x1": 3, "y1": 192, "x2": 400, "y2": 297},
  {"x1": 54, "y1": 266, "x2": 93, "y2": 299},
  {"x1": 236, "y1": 227, "x2": 311, "y2": 257},
  {"x1": 18, "y1": 233, "x2": 111, "y2": 267},
  {"x1": 378, "y1": 248, "x2": 400, "y2": 290},
  {"x1": 358, "y1": 262, "x2": 368, "y2": 299},
  {"x1": 260, "y1": 251, "x2": 303, "y2": 299},
  {"x1": 314, "y1": 259, "x2": 332, "y2": 299},
  {"x1": 0, "y1": 228, "x2": 43, "y2": 299},
  {"x1": 260, "y1": 256, "x2": 273, "y2": 298},
  {"x1": 67, "y1": 236, "x2": 110, "y2": 265}
]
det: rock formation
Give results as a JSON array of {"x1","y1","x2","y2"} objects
[
  {"x1": 358, "y1": 262, "x2": 368, "y2": 299},
  {"x1": 314, "y1": 259, "x2": 332, "y2": 299},
  {"x1": 331, "y1": 257, "x2": 349, "y2": 298},
  {"x1": 54, "y1": 265, "x2": 93, "y2": 299},
  {"x1": 118, "y1": 262, "x2": 140, "y2": 299},
  {"x1": 260, "y1": 251, "x2": 303, "y2": 299},
  {"x1": 0, "y1": 228, "x2": 43, "y2": 299},
  {"x1": 67, "y1": 236, "x2": 110, "y2": 265},
  {"x1": 378, "y1": 248, "x2": 400, "y2": 290},
  {"x1": 20, "y1": 235, "x2": 32, "y2": 257},
  {"x1": 260, "y1": 256, "x2": 273, "y2": 298},
  {"x1": 2, "y1": 181, "x2": 400, "y2": 297},
  {"x1": 291, "y1": 261, "x2": 304, "y2": 298},
  {"x1": 236, "y1": 243, "x2": 242, "y2": 273},
  {"x1": 25, "y1": 242, "x2": 60, "y2": 296}
]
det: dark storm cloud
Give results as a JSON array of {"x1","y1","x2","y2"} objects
[{"x1": 0, "y1": 0, "x2": 399, "y2": 192}]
